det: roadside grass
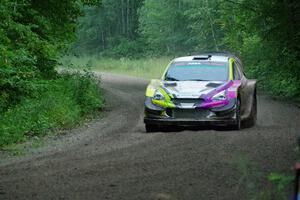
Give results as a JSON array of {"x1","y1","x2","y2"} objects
[
  {"x1": 233, "y1": 154, "x2": 293, "y2": 200},
  {"x1": 0, "y1": 72, "x2": 104, "y2": 150},
  {"x1": 60, "y1": 56, "x2": 172, "y2": 79},
  {"x1": 2, "y1": 131, "x2": 58, "y2": 158}
]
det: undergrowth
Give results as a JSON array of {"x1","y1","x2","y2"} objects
[
  {"x1": 233, "y1": 154, "x2": 293, "y2": 200},
  {"x1": 0, "y1": 72, "x2": 104, "y2": 148}
]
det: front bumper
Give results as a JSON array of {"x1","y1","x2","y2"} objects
[
  {"x1": 144, "y1": 117, "x2": 236, "y2": 126},
  {"x1": 144, "y1": 97, "x2": 237, "y2": 126}
]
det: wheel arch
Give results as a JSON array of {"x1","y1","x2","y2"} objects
[{"x1": 240, "y1": 79, "x2": 257, "y2": 120}]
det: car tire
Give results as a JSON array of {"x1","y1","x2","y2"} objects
[
  {"x1": 230, "y1": 99, "x2": 241, "y2": 130},
  {"x1": 145, "y1": 124, "x2": 160, "y2": 133}
]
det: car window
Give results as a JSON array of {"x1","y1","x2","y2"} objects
[{"x1": 165, "y1": 61, "x2": 229, "y2": 81}]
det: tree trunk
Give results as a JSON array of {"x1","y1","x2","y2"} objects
[
  {"x1": 127, "y1": 0, "x2": 130, "y2": 38},
  {"x1": 121, "y1": 0, "x2": 125, "y2": 35}
]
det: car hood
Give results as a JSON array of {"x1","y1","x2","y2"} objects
[{"x1": 162, "y1": 81, "x2": 225, "y2": 99}]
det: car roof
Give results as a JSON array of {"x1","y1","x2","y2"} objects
[{"x1": 173, "y1": 52, "x2": 237, "y2": 63}]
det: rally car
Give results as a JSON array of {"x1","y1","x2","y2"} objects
[{"x1": 144, "y1": 53, "x2": 257, "y2": 132}]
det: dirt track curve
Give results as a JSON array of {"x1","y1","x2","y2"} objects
[{"x1": 0, "y1": 73, "x2": 299, "y2": 200}]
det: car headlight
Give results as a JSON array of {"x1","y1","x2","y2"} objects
[
  {"x1": 212, "y1": 90, "x2": 227, "y2": 101},
  {"x1": 153, "y1": 90, "x2": 165, "y2": 100}
]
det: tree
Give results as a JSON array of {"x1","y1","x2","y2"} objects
[
  {"x1": 0, "y1": 0, "x2": 99, "y2": 111},
  {"x1": 73, "y1": 0, "x2": 144, "y2": 56},
  {"x1": 138, "y1": 0, "x2": 191, "y2": 55}
]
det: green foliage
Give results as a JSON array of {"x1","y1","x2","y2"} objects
[
  {"x1": 0, "y1": 0, "x2": 99, "y2": 112},
  {"x1": 0, "y1": 73, "x2": 103, "y2": 147},
  {"x1": 63, "y1": 72, "x2": 103, "y2": 115},
  {"x1": 0, "y1": 0, "x2": 103, "y2": 147},
  {"x1": 138, "y1": 0, "x2": 191, "y2": 55},
  {"x1": 267, "y1": 172, "x2": 294, "y2": 199},
  {"x1": 218, "y1": 0, "x2": 300, "y2": 98},
  {"x1": 233, "y1": 154, "x2": 293, "y2": 200},
  {"x1": 183, "y1": 0, "x2": 223, "y2": 51},
  {"x1": 233, "y1": 154, "x2": 269, "y2": 200},
  {"x1": 72, "y1": 0, "x2": 144, "y2": 56},
  {"x1": 103, "y1": 38, "x2": 146, "y2": 58}
]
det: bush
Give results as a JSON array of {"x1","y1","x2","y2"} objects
[
  {"x1": 242, "y1": 39, "x2": 300, "y2": 99},
  {"x1": 0, "y1": 73, "x2": 104, "y2": 147}
]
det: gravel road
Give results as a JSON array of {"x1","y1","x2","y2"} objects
[{"x1": 0, "y1": 73, "x2": 299, "y2": 200}]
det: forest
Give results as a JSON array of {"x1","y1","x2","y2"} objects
[
  {"x1": 73, "y1": 0, "x2": 300, "y2": 98},
  {"x1": 0, "y1": 0, "x2": 299, "y2": 147}
]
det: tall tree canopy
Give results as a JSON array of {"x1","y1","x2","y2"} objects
[{"x1": 73, "y1": 0, "x2": 144, "y2": 56}]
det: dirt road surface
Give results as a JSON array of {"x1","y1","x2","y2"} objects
[{"x1": 0, "y1": 73, "x2": 299, "y2": 200}]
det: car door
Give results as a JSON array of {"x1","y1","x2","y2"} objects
[{"x1": 233, "y1": 59, "x2": 248, "y2": 118}]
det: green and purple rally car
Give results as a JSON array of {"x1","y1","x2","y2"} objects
[{"x1": 144, "y1": 53, "x2": 257, "y2": 132}]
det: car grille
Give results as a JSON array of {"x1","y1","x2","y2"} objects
[
  {"x1": 172, "y1": 98, "x2": 204, "y2": 106},
  {"x1": 172, "y1": 109, "x2": 209, "y2": 119}
]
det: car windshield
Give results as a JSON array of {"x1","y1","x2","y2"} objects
[{"x1": 165, "y1": 61, "x2": 229, "y2": 81}]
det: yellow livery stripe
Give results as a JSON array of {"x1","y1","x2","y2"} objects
[{"x1": 229, "y1": 58, "x2": 235, "y2": 80}]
